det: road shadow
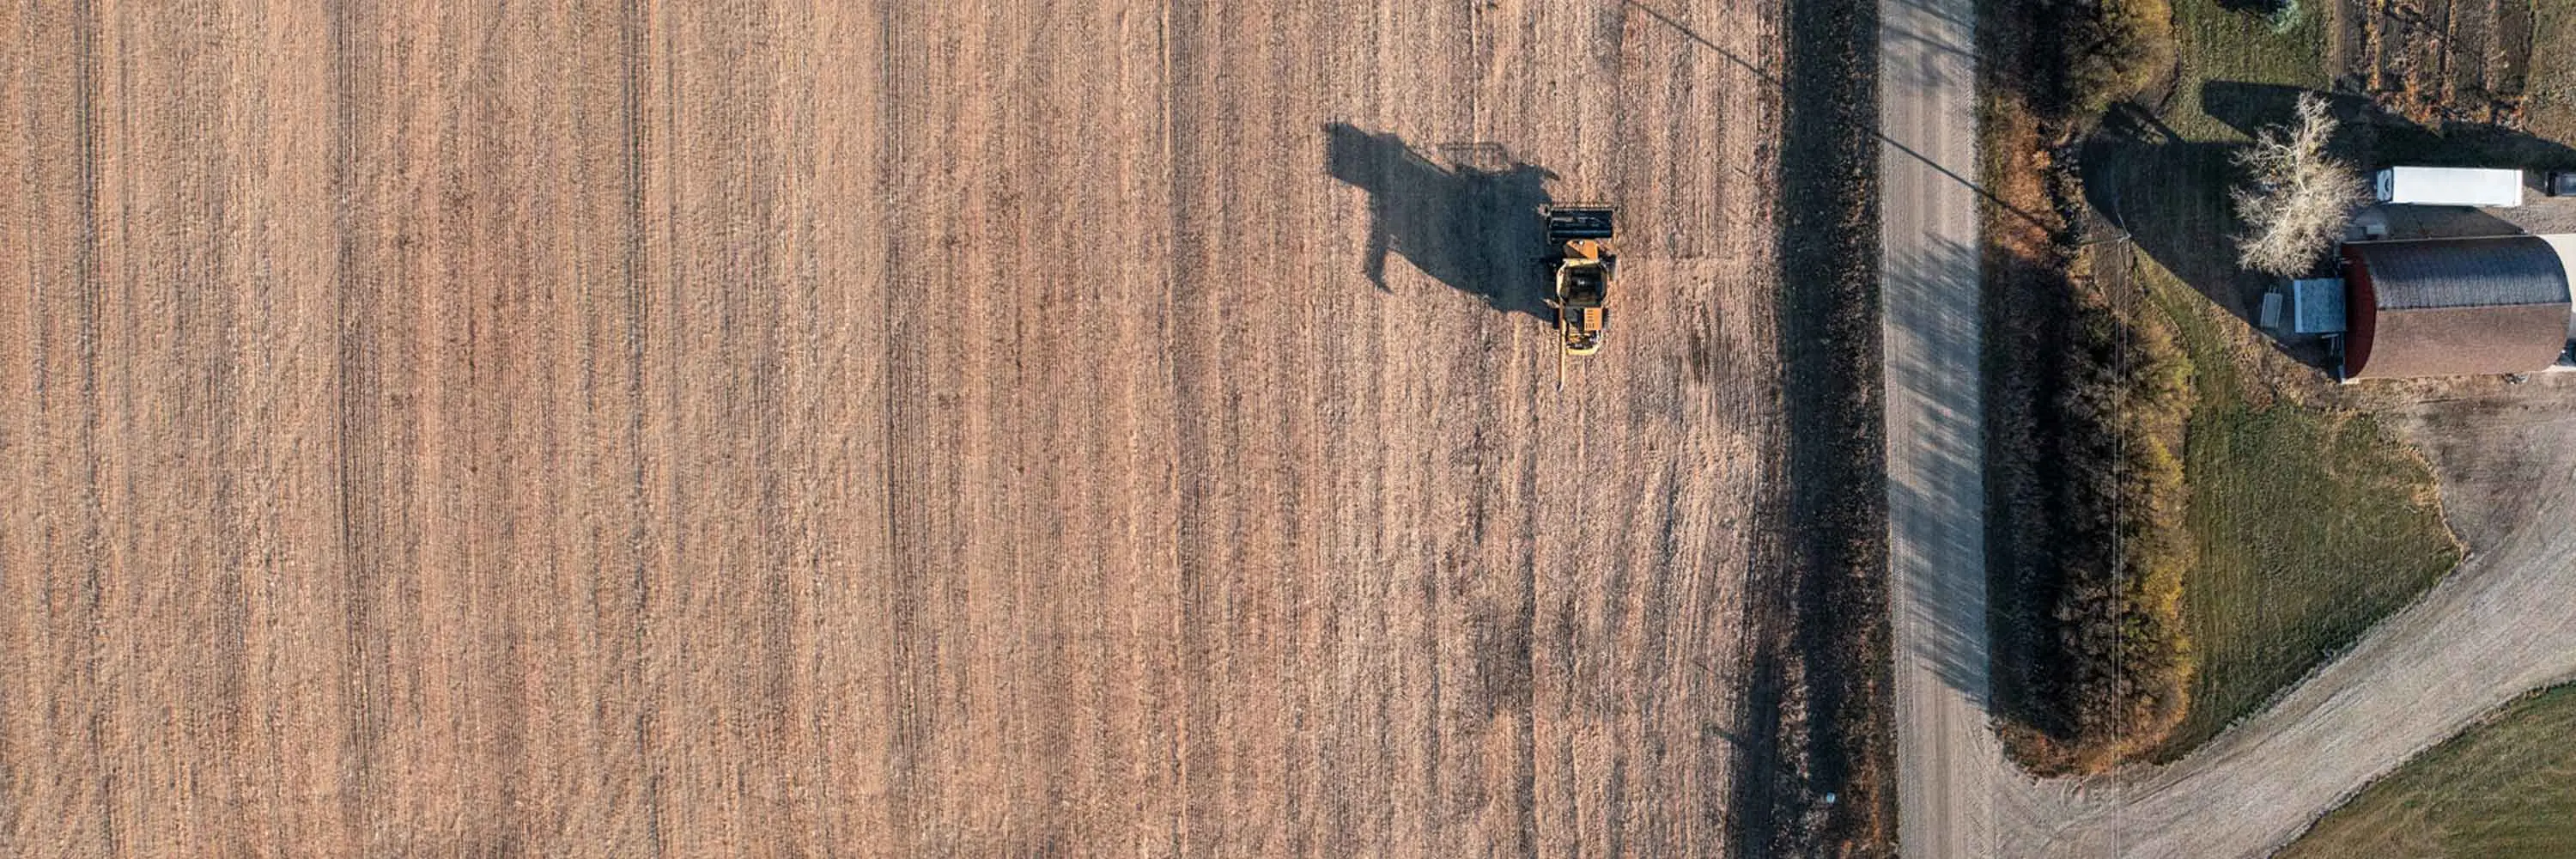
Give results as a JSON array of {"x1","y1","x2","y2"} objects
[
  {"x1": 1730, "y1": 0, "x2": 1895, "y2": 852},
  {"x1": 1323, "y1": 123, "x2": 1554, "y2": 320}
]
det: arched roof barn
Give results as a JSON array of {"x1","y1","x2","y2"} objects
[{"x1": 2339, "y1": 235, "x2": 2576, "y2": 380}]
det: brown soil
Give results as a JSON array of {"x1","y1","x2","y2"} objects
[
  {"x1": 2335, "y1": 0, "x2": 2536, "y2": 125},
  {"x1": 0, "y1": 1, "x2": 1789, "y2": 855}
]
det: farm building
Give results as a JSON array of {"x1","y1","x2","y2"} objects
[{"x1": 2334, "y1": 235, "x2": 2576, "y2": 380}]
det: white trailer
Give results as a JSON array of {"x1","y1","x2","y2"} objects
[{"x1": 2373, "y1": 166, "x2": 2524, "y2": 207}]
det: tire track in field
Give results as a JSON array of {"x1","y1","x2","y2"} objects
[
  {"x1": 872, "y1": 0, "x2": 930, "y2": 853},
  {"x1": 69, "y1": 0, "x2": 114, "y2": 850},
  {"x1": 617, "y1": 2, "x2": 667, "y2": 852},
  {"x1": 856, "y1": 0, "x2": 907, "y2": 851},
  {"x1": 185, "y1": 7, "x2": 252, "y2": 850},
  {"x1": 1154, "y1": 2, "x2": 1192, "y2": 850},
  {"x1": 327, "y1": 3, "x2": 386, "y2": 848},
  {"x1": 0, "y1": 5, "x2": 19, "y2": 843},
  {"x1": 654, "y1": 5, "x2": 805, "y2": 845}
]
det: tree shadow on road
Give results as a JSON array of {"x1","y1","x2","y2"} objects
[{"x1": 1323, "y1": 123, "x2": 1555, "y2": 320}]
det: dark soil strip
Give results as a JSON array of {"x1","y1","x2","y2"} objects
[{"x1": 1731, "y1": 0, "x2": 1893, "y2": 853}]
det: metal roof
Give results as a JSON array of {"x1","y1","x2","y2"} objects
[
  {"x1": 2348, "y1": 235, "x2": 2570, "y2": 309},
  {"x1": 2292, "y1": 277, "x2": 2347, "y2": 334},
  {"x1": 2355, "y1": 304, "x2": 2573, "y2": 379},
  {"x1": 2343, "y1": 235, "x2": 2576, "y2": 379}
]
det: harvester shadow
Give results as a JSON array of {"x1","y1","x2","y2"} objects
[{"x1": 1324, "y1": 123, "x2": 1555, "y2": 321}]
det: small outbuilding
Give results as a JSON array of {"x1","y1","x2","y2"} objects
[{"x1": 2338, "y1": 235, "x2": 2576, "y2": 380}]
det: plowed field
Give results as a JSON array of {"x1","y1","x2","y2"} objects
[{"x1": 1, "y1": 2, "x2": 1783, "y2": 854}]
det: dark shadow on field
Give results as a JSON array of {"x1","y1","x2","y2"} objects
[
  {"x1": 2212, "y1": 0, "x2": 2287, "y2": 17},
  {"x1": 1732, "y1": 0, "x2": 1894, "y2": 852},
  {"x1": 2080, "y1": 101, "x2": 2342, "y2": 381},
  {"x1": 2204, "y1": 80, "x2": 2576, "y2": 168},
  {"x1": 1323, "y1": 123, "x2": 1553, "y2": 320},
  {"x1": 2362, "y1": 117, "x2": 2576, "y2": 173},
  {"x1": 2196, "y1": 80, "x2": 2366, "y2": 145},
  {"x1": 2082, "y1": 103, "x2": 2266, "y2": 319}
]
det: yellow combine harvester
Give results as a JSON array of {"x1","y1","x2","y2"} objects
[{"x1": 1542, "y1": 205, "x2": 1616, "y2": 356}]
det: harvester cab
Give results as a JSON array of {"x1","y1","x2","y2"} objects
[{"x1": 1542, "y1": 205, "x2": 1616, "y2": 356}]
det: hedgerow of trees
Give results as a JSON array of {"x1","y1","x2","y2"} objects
[
  {"x1": 2026, "y1": 283, "x2": 2196, "y2": 773},
  {"x1": 2050, "y1": 0, "x2": 2176, "y2": 122},
  {"x1": 1986, "y1": 0, "x2": 2197, "y2": 775}
]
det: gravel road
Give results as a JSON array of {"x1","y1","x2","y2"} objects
[{"x1": 1877, "y1": 0, "x2": 2011, "y2": 854}]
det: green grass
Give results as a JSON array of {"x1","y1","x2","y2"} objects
[
  {"x1": 2278, "y1": 685, "x2": 2576, "y2": 858},
  {"x1": 2003, "y1": 0, "x2": 2465, "y2": 768},
  {"x1": 2161, "y1": 0, "x2": 2328, "y2": 141},
  {"x1": 2134, "y1": 260, "x2": 2460, "y2": 762},
  {"x1": 2096, "y1": 0, "x2": 2463, "y2": 763}
]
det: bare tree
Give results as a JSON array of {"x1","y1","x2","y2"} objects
[{"x1": 2232, "y1": 93, "x2": 2369, "y2": 277}]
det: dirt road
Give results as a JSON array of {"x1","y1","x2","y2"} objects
[
  {"x1": 1876, "y1": 0, "x2": 2014, "y2": 854},
  {"x1": 0, "y1": 1, "x2": 1784, "y2": 855},
  {"x1": 2014, "y1": 376, "x2": 2576, "y2": 857}
]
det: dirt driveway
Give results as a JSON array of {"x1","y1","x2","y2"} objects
[
  {"x1": 1, "y1": 1, "x2": 1783, "y2": 855},
  {"x1": 1978, "y1": 375, "x2": 2576, "y2": 858}
]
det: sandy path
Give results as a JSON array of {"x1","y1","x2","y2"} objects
[{"x1": 0, "y1": 1, "x2": 1783, "y2": 855}]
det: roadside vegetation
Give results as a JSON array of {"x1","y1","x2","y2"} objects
[
  {"x1": 2278, "y1": 684, "x2": 2576, "y2": 858},
  {"x1": 2059, "y1": 0, "x2": 2176, "y2": 119},
  {"x1": 1734, "y1": 0, "x2": 1895, "y2": 850},
  {"x1": 1979, "y1": 0, "x2": 2198, "y2": 775},
  {"x1": 1981, "y1": 0, "x2": 2460, "y2": 773}
]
